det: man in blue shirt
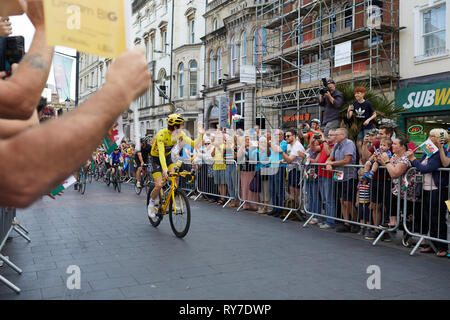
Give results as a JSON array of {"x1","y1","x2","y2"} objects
[
  {"x1": 267, "y1": 129, "x2": 288, "y2": 217},
  {"x1": 110, "y1": 148, "x2": 124, "y2": 179},
  {"x1": 326, "y1": 127, "x2": 358, "y2": 233}
]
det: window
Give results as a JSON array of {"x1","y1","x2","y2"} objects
[
  {"x1": 344, "y1": 4, "x2": 353, "y2": 28},
  {"x1": 163, "y1": 0, "x2": 168, "y2": 14},
  {"x1": 423, "y1": 4, "x2": 446, "y2": 57},
  {"x1": 189, "y1": 60, "x2": 197, "y2": 97},
  {"x1": 295, "y1": 23, "x2": 303, "y2": 44},
  {"x1": 178, "y1": 63, "x2": 184, "y2": 98},
  {"x1": 217, "y1": 48, "x2": 222, "y2": 80},
  {"x1": 253, "y1": 27, "x2": 267, "y2": 71},
  {"x1": 315, "y1": 17, "x2": 321, "y2": 37},
  {"x1": 145, "y1": 37, "x2": 150, "y2": 61},
  {"x1": 162, "y1": 30, "x2": 167, "y2": 53},
  {"x1": 231, "y1": 37, "x2": 237, "y2": 76},
  {"x1": 190, "y1": 19, "x2": 195, "y2": 44},
  {"x1": 213, "y1": 19, "x2": 218, "y2": 31},
  {"x1": 150, "y1": 35, "x2": 155, "y2": 60},
  {"x1": 240, "y1": 31, "x2": 247, "y2": 66},
  {"x1": 370, "y1": 1, "x2": 383, "y2": 45},
  {"x1": 234, "y1": 92, "x2": 245, "y2": 115},
  {"x1": 210, "y1": 50, "x2": 215, "y2": 86},
  {"x1": 329, "y1": 10, "x2": 337, "y2": 33}
]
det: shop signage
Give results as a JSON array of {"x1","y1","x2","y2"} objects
[
  {"x1": 407, "y1": 124, "x2": 423, "y2": 135},
  {"x1": 396, "y1": 81, "x2": 450, "y2": 113},
  {"x1": 282, "y1": 111, "x2": 311, "y2": 124}
]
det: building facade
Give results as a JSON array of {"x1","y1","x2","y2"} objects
[
  {"x1": 397, "y1": 0, "x2": 450, "y2": 145},
  {"x1": 202, "y1": 0, "x2": 262, "y2": 131}
]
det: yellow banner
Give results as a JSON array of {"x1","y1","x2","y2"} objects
[{"x1": 43, "y1": 0, "x2": 128, "y2": 58}]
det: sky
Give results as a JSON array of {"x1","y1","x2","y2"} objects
[{"x1": 10, "y1": 14, "x2": 77, "y2": 102}]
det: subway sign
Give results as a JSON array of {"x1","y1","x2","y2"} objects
[{"x1": 396, "y1": 81, "x2": 450, "y2": 114}]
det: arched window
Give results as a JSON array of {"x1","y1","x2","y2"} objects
[
  {"x1": 231, "y1": 37, "x2": 237, "y2": 77},
  {"x1": 213, "y1": 19, "x2": 218, "y2": 31},
  {"x1": 209, "y1": 51, "x2": 215, "y2": 86},
  {"x1": 216, "y1": 48, "x2": 222, "y2": 80},
  {"x1": 178, "y1": 63, "x2": 184, "y2": 98},
  {"x1": 189, "y1": 60, "x2": 197, "y2": 97},
  {"x1": 329, "y1": 9, "x2": 337, "y2": 33},
  {"x1": 240, "y1": 31, "x2": 247, "y2": 66},
  {"x1": 158, "y1": 69, "x2": 167, "y2": 104},
  {"x1": 315, "y1": 16, "x2": 321, "y2": 38},
  {"x1": 344, "y1": 3, "x2": 353, "y2": 28},
  {"x1": 253, "y1": 27, "x2": 267, "y2": 71}
]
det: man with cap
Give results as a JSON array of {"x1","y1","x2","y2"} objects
[{"x1": 318, "y1": 79, "x2": 344, "y2": 137}]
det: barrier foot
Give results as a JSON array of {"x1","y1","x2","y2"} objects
[
  {"x1": 194, "y1": 193, "x2": 203, "y2": 201},
  {"x1": 282, "y1": 210, "x2": 293, "y2": 223},
  {"x1": 13, "y1": 227, "x2": 31, "y2": 243},
  {"x1": 409, "y1": 237, "x2": 425, "y2": 256},
  {"x1": 223, "y1": 199, "x2": 232, "y2": 208},
  {"x1": 186, "y1": 190, "x2": 194, "y2": 197},
  {"x1": 12, "y1": 221, "x2": 29, "y2": 235},
  {"x1": 302, "y1": 214, "x2": 314, "y2": 227},
  {"x1": 0, "y1": 255, "x2": 22, "y2": 275},
  {"x1": 237, "y1": 201, "x2": 246, "y2": 212},
  {"x1": 372, "y1": 230, "x2": 385, "y2": 246},
  {"x1": 0, "y1": 274, "x2": 21, "y2": 294}
]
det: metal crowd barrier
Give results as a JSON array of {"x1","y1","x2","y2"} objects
[
  {"x1": 194, "y1": 160, "x2": 238, "y2": 208},
  {"x1": 236, "y1": 161, "x2": 304, "y2": 221},
  {"x1": 0, "y1": 208, "x2": 23, "y2": 293},
  {"x1": 403, "y1": 167, "x2": 450, "y2": 256},
  {"x1": 178, "y1": 161, "x2": 196, "y2": 197},
  {"x1": 302, "y1": 164, "x2": 403, "y2": 246}
]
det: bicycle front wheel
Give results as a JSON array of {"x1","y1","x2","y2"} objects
[
  {"x1": 168, "y1": 189, "x2": 191, "y2": 238},
  {"x1": 116, "y1": 173, "x2": 121, "y2": 193},
  {"x1": 80, "y1": 173, "x2": 87, "y2": 195},
  {"x1": 147, "y1": 184, "x2": 163, "y2": 227}
]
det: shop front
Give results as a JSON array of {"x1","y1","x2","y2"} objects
[{"x1": 396, "y1": 80, "x2": 450, "y2": 145}]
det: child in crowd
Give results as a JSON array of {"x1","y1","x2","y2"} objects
[
  {"x1": 356, "y1": 168, "x2": 371, "y2": 236},
  {"x1": 362, "y1": 137, "x2": 393, "y2": 180}
]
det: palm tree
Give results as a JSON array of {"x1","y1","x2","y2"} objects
[{"x1": 336, "y1": 82, "x2": 405, "y2": 142}]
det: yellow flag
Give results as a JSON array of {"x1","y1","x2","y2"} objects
[{"x1": 43, "y1": 0, "x2": 131, "y2": 58}]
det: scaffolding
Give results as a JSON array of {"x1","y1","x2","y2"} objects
[{"x1": 254, "y1": 0, "x2": 400, "y2": 129}]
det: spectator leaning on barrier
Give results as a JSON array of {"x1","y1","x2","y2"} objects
[
  {"x1": 316, "y1": 129, "x2": 336, "y2": 229},
  {"x1": 302, "y1": 119, "x2": 323, "y2": 148},
  {"x1": 435, "y1": 132, "x2": 450, "y2": 168},
  {"x1": 326, "y1": 128, "x2": 359, "y2": 233},
  {"x1": 406, "y1": 129, "x2": 449, "y2": 257},
  {"x1": 0, "y1": 0, "x2": 151, "y2": 207},
  {"x1": 211, "y1": 132, "x2": 228, "y2": 206},
  {"x1": 267, "y1": 129, "x2": 288, "y2": 217},
  {"x1": 371, "y1": 136, "x2": 414, "y2": 242},
  {"x1": 362, "y1": 125, "x2": 394, "y2": 233},
  {"x1": 252, "y1": 136, "x2": 272, "y2": 214},
  {"x1": 278, "y1": 129, "x2": 305, "y2": 207},
  {"x1": 318, "y1": 79, "x2": 344, "y2": 138},
  {"x1": 224, "y1": 133, "x2": 238, "y2": 207},
  {"x1": 305, "y1": 138, "x2": 322, "y2": 225},
  {"x1": 237, "y1": 136, "x2": 259, "y2": 211}
]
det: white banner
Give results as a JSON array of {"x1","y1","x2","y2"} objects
[
  {"x1": 240, "y1": 65, "x2": 256, "y2": 84},
  {"x1": 335, "y1": 41, "x2": 352, "y2": 68}
]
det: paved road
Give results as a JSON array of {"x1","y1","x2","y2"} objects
[{"x1": 0, "y1": 181, "x2": 449, "y2": 300}]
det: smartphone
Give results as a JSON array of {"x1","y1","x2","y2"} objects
[
  {"x1": 440, "y1": 132, "x2": 445, "y2": 144},
  {"x1": 0, "y1": 36, "x2": 25, "y2": 75}
]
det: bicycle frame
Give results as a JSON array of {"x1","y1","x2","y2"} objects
[{"x1": 159, "y1": 171, "x2": 193, "y2": 215}]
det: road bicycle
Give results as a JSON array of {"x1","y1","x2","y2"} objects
[
  {"x1": 111, "y1": 163, "x2": 122, "y2": 193},
  {"x1": 135, "y1": 164, "x2": 151, "y2": 195},
  {"x1": 77, "y1": 167, "x2": 87, "y2": 195},
  {"x1": 146, "y1": 166, "x2": 194, "y2": 238}
]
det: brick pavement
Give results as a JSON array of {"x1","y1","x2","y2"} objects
[{"x1": 0, "y1": 181, "x2": 449, "y2": 300}]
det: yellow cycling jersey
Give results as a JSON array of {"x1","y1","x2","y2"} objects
[{"x1": 150, "y1": 128, "x2": 202, "y2": 171}]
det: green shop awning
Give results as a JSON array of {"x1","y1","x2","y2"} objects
[{"x1": 396, "y1": 81, "x2": 450, "y2": 114}]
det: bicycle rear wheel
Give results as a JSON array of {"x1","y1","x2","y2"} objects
[
  {"x1": 88, "y1": 170, "x2": 93, "y2": 183},
  {"x1": 169, "y1": 189, "x2": 191, "y2": 238},
  {"x1": 80, "y1": 172, "x2": 87, "y2": 195},
  {"x1": 147, "y1": 184, "x2": 163, "y2": 227},
  {"x1": 116, "y1": 173, "x2": 121, "y2": 193}
]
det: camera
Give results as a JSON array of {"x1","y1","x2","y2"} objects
[
  {"x1": 319, "y1": 77, "x2": 330, "y2": 95},
  {"x1": 313, "y1": 134, "x2": 322, "y2": 140},
  {"x1": 0, "y1": 36, "x2": 25, "y2": 76}
]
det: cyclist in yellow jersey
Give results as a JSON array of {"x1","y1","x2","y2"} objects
[{"x1": 148, "y1": 114, "x2": 204, "y2": 218}]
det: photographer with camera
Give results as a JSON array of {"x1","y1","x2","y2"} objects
[
  {"x1": 318, "y1": 78, "x2": 344, "y2": 138},
  {"x1": 302, "y1": 119, "x2": 323, "y2": 148}
]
